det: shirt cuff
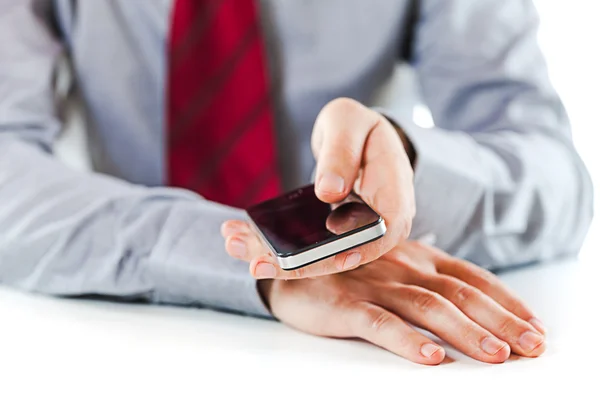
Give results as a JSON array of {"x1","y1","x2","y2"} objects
[
  {"x1": 141, "y1": 196, "x2": 272, "y2": 318},
  {"x1": 374, "y1": 108, "x2": 485, "y2": 251}
]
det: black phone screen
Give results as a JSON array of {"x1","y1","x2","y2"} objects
[{"x1": 246, "y1": 184, "x2": 381, "y2": 256}]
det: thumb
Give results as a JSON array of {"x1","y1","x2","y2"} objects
[{"x1": 312, "y1": 98, "x2": 381, "y2": 203}]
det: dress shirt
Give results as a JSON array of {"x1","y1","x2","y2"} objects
[{"x1": 0, "y1": 0, "x2": 593, "y2": 317}]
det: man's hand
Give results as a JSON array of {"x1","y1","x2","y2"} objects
[
  {"x1": 256, "y1": 240, "x2": 547, "y2": 365},
  {"x1": 223, "y1": 97, "x2": 415, "y2": 279}
]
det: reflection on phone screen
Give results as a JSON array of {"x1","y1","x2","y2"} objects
[{"x1": 246, "y1": 185, "x2": 380, "y2": 255}]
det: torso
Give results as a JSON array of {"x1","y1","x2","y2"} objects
[{"x1": 53, "y1": 0, "x2": 412, "y2": 188}]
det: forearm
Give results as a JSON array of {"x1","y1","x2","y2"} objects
[
  {"x1": 377, "y1": 0, "x2": 595, "y2": 267},
  {"x1": 380, "y1": 113, "x2": 593, "y2": 268},
  {"x1": 0, "y1": 138, "x2": 269, "y2": 317}
]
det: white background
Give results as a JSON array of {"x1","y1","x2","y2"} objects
[{"x1": 534, "y1": 0, "x2": 599, "y2": 258}]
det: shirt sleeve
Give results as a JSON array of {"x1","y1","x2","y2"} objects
[
  {"x1": 379, "y1": 0, "x2": 593, "y2": 268},
  {"x1": 0, "y1": 1, "x2": 270, "y2": 317}
]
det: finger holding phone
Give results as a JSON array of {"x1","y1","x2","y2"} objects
[{"x1": 222, "y1": 97, "x2": 415, "y2": 279}]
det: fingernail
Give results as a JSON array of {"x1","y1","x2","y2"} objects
[
  {"x1": 481, "y1": 337, "x2": 509, "y2": 356},
  {"x1": 254, "y1": 262, "x2": 277, "y2": 279},
  {"x1": 519, "y1": 331, "x2": 544, "y2": 352},
  {"x1": 420, "y1": 343, "x2": 444, "y2": 358},
  {"x1": 340, "y1": 252, "x2": 361, "y2": 271},
  {"x1": 228, "y1": 238, "x2": 247, "y2": 258},
  {"x1": 318, "y1": 172, "x2": 345, "y2": 194},
  {"x1": 528, "y1": 318, "x2": 546, "y2": 335}
]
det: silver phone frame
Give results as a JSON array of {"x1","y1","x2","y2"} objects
[{"x1": 247, "y1": 217, "x2": 387, "y2": 270}]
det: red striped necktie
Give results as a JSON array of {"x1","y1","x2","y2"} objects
[{"x1": 167, "y1": 0, "x2": 281, "y2": 208}]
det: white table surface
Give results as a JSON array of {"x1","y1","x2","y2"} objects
[{"x1": 1, "y1": 241, "x2": 598, "y2": 400}]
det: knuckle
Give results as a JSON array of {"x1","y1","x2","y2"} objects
[
  {"x1": 366, "y1": 310, "x2": 393, "y2": 334},
  {"x1": 459, "y1": 324, "x2": 481, "y2": 344},
  {"x1": 323, "y1": 97, "x2": 363, "y2": 116},
  {"x1": 352, "y1": 302, "x2": 394, "y2": 335},
  {"x1": 498, "y1": 317, "x2": 520, "y2": 337},
  {"x1": 338, "y1": 141, "x2": 362, "y2": 164},
  {"x1": 451, "y1": 284, "x2": 479, "y2": 307},
  {"x1": 407, "y1": 287, "x2": 444, "y2": 314},
  {"x1": 503, "y1": 299, "x2": 528, "y2": 318},
  {"x1": 477, "y1": 267, "x2": 497, "y2": 283}
]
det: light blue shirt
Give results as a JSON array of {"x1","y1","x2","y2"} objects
[{"x1": 0, "y1": 0, "x2": 593, "y2": 317}]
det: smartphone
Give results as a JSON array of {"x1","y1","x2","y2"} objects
[{"x1": 245, "y1": 184, "x2": 386, "y2": 270}]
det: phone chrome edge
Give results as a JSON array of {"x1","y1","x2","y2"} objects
[
  {"x1": 277, "y1": 219, "x2": 387, "y2": 270},
  {"x1": 245, "y1": 215, "x2": 280, "y2": 257}
]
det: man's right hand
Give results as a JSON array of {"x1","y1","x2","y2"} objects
[{"x1": 256, "y1": 241, "x2": 546, "y2": 365}]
